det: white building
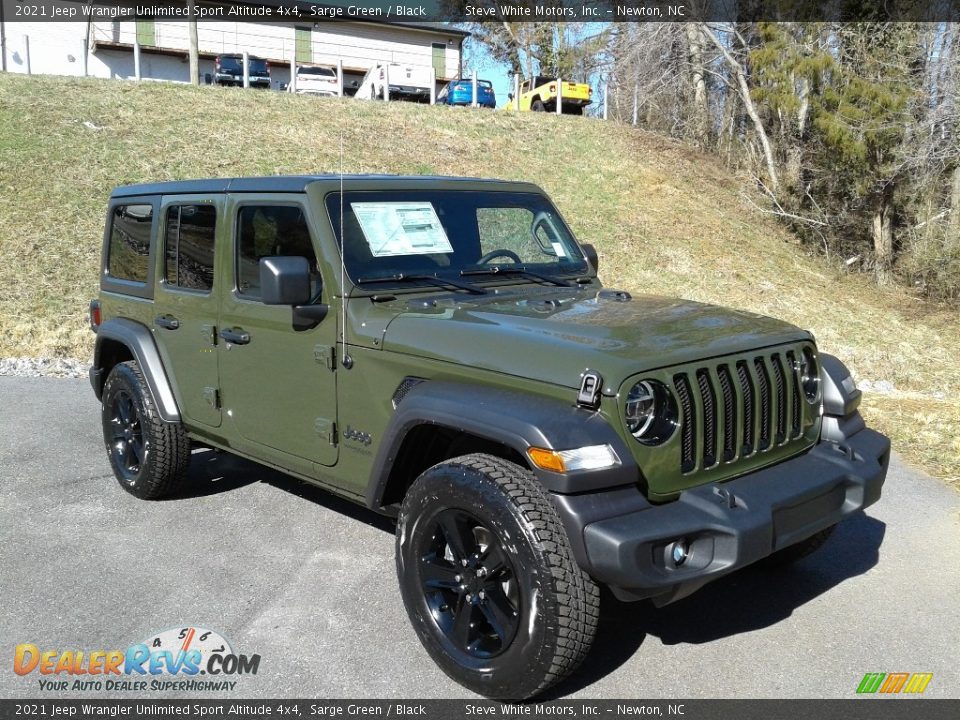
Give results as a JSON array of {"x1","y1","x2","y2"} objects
[{"x1": 0, "y1": 1, "x2": 468, "y2": 94}]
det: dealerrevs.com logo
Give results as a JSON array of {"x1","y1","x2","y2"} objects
[{"x1": 13, "y1": 626, "x2": 260, "y2": 692}]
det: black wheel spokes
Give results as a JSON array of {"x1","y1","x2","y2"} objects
[
  {"x1": 449, "y1": 594, "x2": 476, "y2": 649},
  {"x1": 420, "y1": 556, "x2": 462, "y2": 591},
  {"x1": 109, "y1": 391, "x2": 143, "y2": 478},
  {"x1": 477, "y1": 584, "x2": 516, "y2": 642},
  {"x1": 437, "y1": 512, "x2": 477, "y2": 564},
  {"x1": 479, "y1": 542, "x2": 510, "y2": 581},
  {"x1": 421, "y1": 510, "x2": 521, "y2": 658}
]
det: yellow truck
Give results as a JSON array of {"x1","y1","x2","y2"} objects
[{"x1": 512, "y1": 75, "x2": 593, "y2": 114}]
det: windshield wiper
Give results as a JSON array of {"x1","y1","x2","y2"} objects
[
  {"x1": 460, "y1": 265, "x2": 574, "y2": 287},
  {"x1": 355, "y1": 272, "x2": 488, "y2": 295}
]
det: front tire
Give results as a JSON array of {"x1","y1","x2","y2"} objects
[
  {"x1": 396, "y1": 454, "x2": 599, "y2": 699},
  {"x1": 101, "y1": 361, "x2": 191, "y2": 500}
]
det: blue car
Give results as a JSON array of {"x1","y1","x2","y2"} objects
[{"x1": 438, "y1": 78, "x2": 496, "y2": 108}]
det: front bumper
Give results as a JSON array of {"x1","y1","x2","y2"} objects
[
  {"x1": 216, "y1": 74, "x2": 269, "y2": 86},
  {"x1": 552, "y1": 427, "x2": 889, "y2": 605}
]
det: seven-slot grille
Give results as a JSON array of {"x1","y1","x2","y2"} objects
[{"x1": 673, "y1": 350, "x2": 805, "y2": 473}]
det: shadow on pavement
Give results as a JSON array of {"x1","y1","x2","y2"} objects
[
  {"x1": 549, "y1": 513, "x2": 886, "y2": 697},
  {"x1": 178, "y1": 448, "x2": 396, "y2": 533},
  {"x1": 176, "y1": 448, "x2": 887, "y2": 698}
]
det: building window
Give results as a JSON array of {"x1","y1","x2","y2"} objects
[
  {"x1": 432, "y1": 43, "x2": 446, "y2": 79},
  {"x1": 164, "y1": 205, "x2": 217, "y2": 292},
  {"x1": 107, "y1": 205, "x2": 153, "y2": 283}
]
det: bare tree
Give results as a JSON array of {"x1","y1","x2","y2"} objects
[{"x1": 700, "y1": 23, "x2": 780, "y2": 192}]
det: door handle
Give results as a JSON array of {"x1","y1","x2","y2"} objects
[
  {"x1": 220, "y1": 327, "x2": 251, "y2": 345},
  {"x1": 155, "y1": 315, "x2": 180, "y2": 330}
]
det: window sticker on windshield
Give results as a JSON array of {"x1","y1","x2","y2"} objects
[{"x1": 352, "y1": 202, "x2": 454, "y2": 257}]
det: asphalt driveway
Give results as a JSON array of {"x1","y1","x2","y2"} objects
[{"x1": 0, "y1": 377, "x2": 957, "y2": 699}]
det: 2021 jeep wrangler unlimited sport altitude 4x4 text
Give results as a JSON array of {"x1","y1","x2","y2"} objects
[{"x1": 90, "y1": 175, "x2": 889, "y2": 699}]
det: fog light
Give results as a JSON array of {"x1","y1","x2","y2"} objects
[{"x1": 669, "y1": 539, "x2": 689, "y2": 567}]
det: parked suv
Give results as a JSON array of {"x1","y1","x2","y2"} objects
[
  {"x1": 90, "y1": 176, "x2": 889, "y2": 699},
  {"x1": 214, "y1": 54, "x2": 270, "y2": 88},
  {"x1": 289, "y1": 64, "x2": 339, "y2": 96}
]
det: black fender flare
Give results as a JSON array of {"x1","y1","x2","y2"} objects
[
  {"x1": 92, "y1": 318, "x2": 181, "y2": 423},
  {"x1": 365, "y1": 381, "x2": 638, "y2": 509}
]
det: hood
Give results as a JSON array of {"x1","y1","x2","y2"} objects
[{"x1": 379, "y1": 288, "x2": 811, "y2": 391}]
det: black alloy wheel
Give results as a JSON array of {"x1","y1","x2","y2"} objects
[
  {"x1": 418, "y1": 508, "x2": 521, "y2": 659},
  {"x1": 107, "y1": 389, "x2": 144, "y2": 483}
]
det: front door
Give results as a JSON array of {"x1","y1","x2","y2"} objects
[
  {"x1": 217, "y1": 196, "x2": 339, "y2": 467},
  {"x1": 153, "y1": 195, "x2": 222, "y2": 428}
]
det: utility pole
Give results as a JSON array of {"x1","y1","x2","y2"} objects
[{"x1": 187, "y1": 0, "x2": 199, "y2": 85}]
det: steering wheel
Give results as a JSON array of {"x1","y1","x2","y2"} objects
[{"x1": 477, "y1": 248, "x2": 522, "y2": 265}]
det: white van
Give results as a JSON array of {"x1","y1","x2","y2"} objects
[{"x1": 356, "y1": 63, "x2": 432, "y2": 102}]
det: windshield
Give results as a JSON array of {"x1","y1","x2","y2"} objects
[
  {"x1": 219, "y1": 57, "x2": 266, "y2": 73},
  {"x1": 326, "y1": 190, "x2": 588, "y2": 287},
  {"x1": 300, "y1": 67, "x2": 335, "y2": 76}
]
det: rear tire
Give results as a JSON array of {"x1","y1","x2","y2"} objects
[
  {"x1": 764, "y1": 525, "x2": 836, "y2": 566},
  {"x1": 531, "y1": 99, "x2": 546, "y2": 112},
  {"x1": 396, "y1": 453, "x2": 599, "y2": 699},
  {"x1": 101, "y1": 361, "x2": 191, "y2": 500}
]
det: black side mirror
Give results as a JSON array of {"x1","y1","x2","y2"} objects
[
  {"x1": 260, "y1": 256, "x2": 329, "y2": 328},
  {"x1": 260, "y1": 256, "x2": 312, "y2": 306},
  {"x1": 581, "y1": 243, "x2": 599, "y2": 273},
  {"x1": 508, "y1": 93, "x2": 514, "y2": 100}
]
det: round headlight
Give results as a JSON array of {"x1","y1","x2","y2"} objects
[
  {"x1": 624, "y1": 380, "x2": 678, "y2": 445},
  {"x1": 800, "y1": 348, "x2": 820, "y2": 401}
]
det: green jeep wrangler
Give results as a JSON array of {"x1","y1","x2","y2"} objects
[{"x1": 90, "y1": 176, "x2": 889, "y2": 699}]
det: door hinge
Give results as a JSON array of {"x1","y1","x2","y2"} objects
[
  {"x1": 314, "y1": 418, "x2": 337, "y2": 446},
  {"x1": 314, "y1": 344, "x2": 336, "y2": 371},
  {"x1": 202, "y1": 386, "x2": 220, "y2": 410}
]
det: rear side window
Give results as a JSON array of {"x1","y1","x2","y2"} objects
[
  {"x1": 236, "y1": 205, "x2": 315, "y2": 297},
  {"x1": 107, "y1": 204, "x2": 153, "y2": 283},
  {"x1": 164, "y1": 205, "x2": 217, "y2": 292}
]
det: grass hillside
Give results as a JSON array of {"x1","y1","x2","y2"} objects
[{"x1": 0, "y1": 73, "x2": 957, "y2": 486}]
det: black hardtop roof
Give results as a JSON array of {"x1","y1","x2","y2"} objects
[{"x1": 110, "y1": 175, "x2": 541, "y2": 198}]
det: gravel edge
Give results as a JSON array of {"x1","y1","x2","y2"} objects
[{"x1": 0, "y1": 357, "x2": 91, "y2": 379}]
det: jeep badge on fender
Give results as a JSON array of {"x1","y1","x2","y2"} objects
[{"x1": 89, "y1": 175, "x2": 889, "y2": 700}]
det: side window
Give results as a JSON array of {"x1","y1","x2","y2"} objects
[
  {"x1": 236, "y1": 205, "x2": 315, "y2": 297},
  {"x1": 164, "y1": 205, "x2": 217, "y2": 292},
  {"x1": 107, "y1": 204, "x2": 153, "y2": 282}
]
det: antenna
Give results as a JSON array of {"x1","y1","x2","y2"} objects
[{"x1": 339, "y1": 132, "x2": 350, "y2": 368}]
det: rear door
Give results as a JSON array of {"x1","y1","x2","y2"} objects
[
  {"x1": 153, "y1": 194, "x2": 222, "y2": 428},
  {"x1": 217, "y1": 194, "x2": 339, "y2": 467}
]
